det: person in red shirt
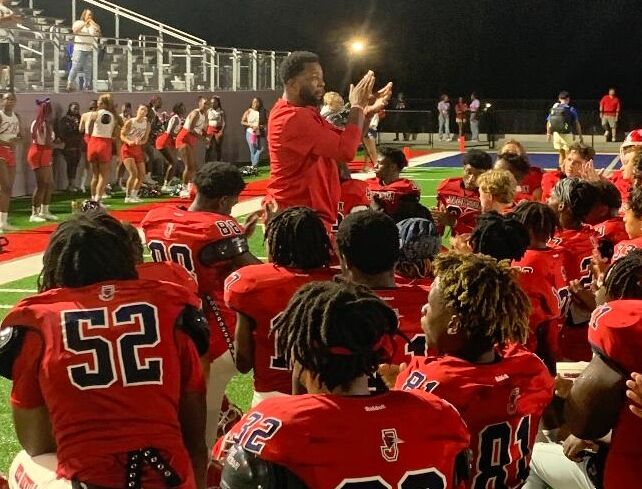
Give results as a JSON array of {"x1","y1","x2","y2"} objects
[
  {"x1": 365, "y1": 146, "x2": 421, "y2": 219},
  {"x1": 541, "y1": 142, "x2": 597, "y2": 203},
  {"x1": 333, "y1": 162, "x2": 370, "y2": 233},
  {"x1": 434, "y1": 149, "x2": 493, "y2": 236},
  {"x1": 336, "y1": 210, "x2": 429, "y2": 365},
  {"x1": 599, "y1": 88, "x2": 621, "y2": 142},
  {"x1": 477, "y1": 168, "x2": 519, "y2": 213},
  {"x1": 1, "y1": 214, "x2": 209, "y2": 489},
  {"x1": 393, "y1": 252, "x2": 553, "y2": 489},
  {"x1": 587, "y1": 179, "x2": 628, "y2": 246},
  {"x1": 613, "y1": 186, "x2": 642, "y2": 261},
  {"x1": 141, "y1": 162, "x2": 262, "y2": 449},
  {"x1": 215, "y1": 280, "x2": 471, "y2": 489},
  {"x1": 494, "y1": 151, "x2": 543, "y2": 201},
  {"x1": 395, "y1": 217, "x2": 441, "y2": 290},
  {"x1": 266, "y1": 51, "x2": 392, "y2": 230},
  {"x1": 547, "y1": 178, "x2": 600, "y2": 361},
  {"x1": 224, "y1": 207, "x2": 336, "y2": 406}
]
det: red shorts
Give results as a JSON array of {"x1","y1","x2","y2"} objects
[
  {"x1": 0, "y1": 145, "x2": 15, "y2": 167},
  {"x1": 155, "y1": 132, "x2": 175, "y2": 150},
  {"x1": 87, "y1": 136, "x2": 113, "y2": 163},
  {"x1": 121, "y1": 143, "x2": 145, "y2": 164},
  {"x1": 83, "y1": 134, "x2": 91, "y2": 146},
  {"x1": 176, "y1": 128, "x2": 197, "y2": 149},
  {"x1": 27, "y1": 144, "x2": 53, "y2": 169},
  {"x1": 207, "y1": 126, "x2": 222, "y2": 136}
]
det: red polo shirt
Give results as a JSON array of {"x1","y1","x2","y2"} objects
[
  {"x1": 600, "y1": 95, "x2": 621, "y2": 116},
  {"x1": 267, "y1": 98, "x2": 362, "y2": 228}
]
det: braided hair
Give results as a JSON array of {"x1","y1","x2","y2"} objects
[
  {"x1": 470, "y1": 212, "x2": 530, "y2": 261},
  {"x1": 434, "y1": 251, "x2": 530, "y2": 347},
  {"x1": 272, "y1": 280, "x2": 399, "y2": 392},
  {"x1": 38, "y1": 213, "x2": 137, "y2": 292},
  {"x1": 604, "y1": 249, "x2": 642, "y2": 300},
  {"x1": 265, "y1": 207, "x2": 331, "y2": 269},
  {"x1": 511, "y1": 201, "x2": 558, "y2": 243},
  {"x1": 551, "y1": 177, "x2": 598, "y2": 223}
]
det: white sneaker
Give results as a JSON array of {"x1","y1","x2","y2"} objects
[
  {"x1": 125, "y1": 196, "x2": 142, "y2": 203},
  {"x1": 179, "y1": 189, "x2": 191, "y2": 199},
  {"x1": 101, "y1": 193, "x2": 111, "y2": 200},
  {"x1": 161, "y1": 184, "x2": 171, "y2": 193},
  {"x1": 29, "y1": 214, "x2": 46, "y2": 223},
  {"x1": 144, "y1": 175, "x2": 158, "y2": 185},
  {"x1": 40, "y1": 212, "x2": 59, "y2": 221}
]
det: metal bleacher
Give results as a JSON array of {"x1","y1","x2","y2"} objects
[{"x1": 4, "y1": 0, "x2": 290, "y2": 93}]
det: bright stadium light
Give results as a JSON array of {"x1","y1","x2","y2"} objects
[{"x1": 349, "y1": 39, "x2": 366, "y2": 54}]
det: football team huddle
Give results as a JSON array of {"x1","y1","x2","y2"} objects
[{"x1": 3, "y1": 53, "x2": 642, "y2": 489}]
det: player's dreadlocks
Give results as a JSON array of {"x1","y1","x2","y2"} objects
[
  {"x1": 552, "y1": 177, "x2": 598, "y2": 223},
  {"x1": 511, "y1": 201, "x2": 558, "y2": 242},
  {"x1": 265, "y1": 207, "x2": 331, "y2": 269},
  {"x1": 604, "y1": 249, "x2": 642, "y2": 300},
  {"x1": 470, "y1": 211, "x2": 530, "y2": 261},
  {"x1": 434, "y1": 252, "x2": 530, "y2": 347},
  {"x1": 38, "y1": 213, "x2": 137, "y2": 292},
  {"x1": 272, "y1": 280, "x2": 399, "y2": 392}
]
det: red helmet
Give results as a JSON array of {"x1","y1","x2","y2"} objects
[{"x1": 622, "y1": 129, "x2": 642, "y2": 148}]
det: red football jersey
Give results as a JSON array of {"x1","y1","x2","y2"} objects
[
  {"x1": 612, "y1": 236, "x2": 642, "y2": 261},
  {"x1": 394, "y1": 273, "x2": 433, "y2": 292},
  {"x1": 365, "y1": 177, "x2": 421, "y2": 216},
  {"x1": 136, "y1": 261, "x2": 199, "y2": 295},
  {"x1": 517, "y1": 166, "x2": 544, "y2": 196},
  {"x1": 548, "y1": 226, "x2": 598, "y2": 284},
  {"x1": 540, "y1": 170, "x2": 564, "y2": 203},
  {"x1": 215, "y1": 391, "x2": 470, "y2": 489},
  {"x1": 333, "y1": 179, "x2": 371, "y2": 233},
  {"x1": 224, "y1": 264, "x2": 337, "y2": 394},
  {"x1": 396, "y1": 346, "x2": 553, "y2": 489},
  {"x1": 141, "y1": 206, "x2": 245, "y2": 360},
  {"x1": 608, "y1": 169, "x2": 631, "y2": 205},
  {"x1": 513, "y1": 248, "x2": 568, "y2": 356},
  {"x1": 374, "y1": 285, "x2": 429, "y2": 363},
  {"x1": 588, "y1": 301, "x2": 642, "y2": 489},
  {"x1": 593, "y1": 216, "x2": 628, "y2": 245},
  {"x1": 436, "y1": 177, "x2": 482, "y2": 235},
  {"x1": 3, "y1": 280, "x2": 204, "y2": 489}
]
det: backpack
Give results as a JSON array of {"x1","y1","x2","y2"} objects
[{"x1": 549, "y1": 103, "x2": 573, "y2": 134}]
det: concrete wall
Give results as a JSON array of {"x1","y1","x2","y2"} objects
[{"x1": 10, "y1": 90, "x2": 280, "y2": 196}]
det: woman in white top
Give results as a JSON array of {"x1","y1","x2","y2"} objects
[
  {"x1": 0, "y1": 92, "x2": 19, "y2": 232},
  {"x1": 67, "y1": 9, "x2": 101, "y2": 91},
  {"x1": 120, "y1": 104, "x2": 150, "y2": 203},
  {"x1": 87, "y1": 93, "x2": 118, "y2": 204},
  {"x1": 241, "y1": 97, "x2": 266, "y2": 168},
  {"x1": 205, "y1": 96, "x2": 226, "y2": 161},
  {"x1": 26, "y1": 98, "x2": 58, "y2": 223},
  {"x1": 175, "y1": 96, "x2": 209, "y2": 198},
  {"x1": 156, "y1": 102, "x2": 186, "y2": 190}
]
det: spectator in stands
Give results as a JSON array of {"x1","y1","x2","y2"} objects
[
  {"x1": 469, "y1": 92, "x2": 480, "y2": 141},
  {"x1": 67, "y1": 9, "x2": 101, "y2": 92},
  {"x1": 206, "y1": 96, "x2": 225, "y2": 161},
  {"x1": 58, "y1": 102, "x2": 82, "y2": 192},
  {"x1": 599, "y1": 88, "x2": 621, "y2": 142},
  {"x1": 27, "y1": 98, "x2": 57, "y2": 223},
  {"x1": 455, "y1": 96, "x2": 467, "y2": 138},
  {"x1": 241, "y1": 97, "x2": 267, "y2": 168},
  {"x1": 393, "y1": 92, "x2": 408, "y2": 141},
  {"x1": 0, "y1": 1, "x2": 16, "y2": 90},
  {"x1": 266, "y1": 51, "x2": 392, "y2": 230},
  {"x1": 547, "y1": 91, "x2": 583, "y2": 169},
  {"x1": 437, "y1": 94, "x2": 451, "y2": 142}
]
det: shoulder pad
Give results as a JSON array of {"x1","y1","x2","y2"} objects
[
  {"x1": 176, "y1": 305, "x2": 210, "y2": 356},
  {"x1": 221, "y1": 446, "x2": 307, "y2": 489},
  {"x1": 200, "y1": 236, "x2": 249, "y2": 266},
  {"x1": 0, "y1": 326, "x2": 25, "y2": 380}
]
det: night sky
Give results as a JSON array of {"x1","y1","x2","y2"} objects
[{"x1": 47, "y1": 0, "x2": 642, "y2": 106}]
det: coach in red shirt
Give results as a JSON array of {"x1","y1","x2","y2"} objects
[
  {"x1": 599, "y1": 88, "x2": 621, "y2": 142},
  {"x1": 267, "y1": 51, "x2": 392, "y2": 229}
]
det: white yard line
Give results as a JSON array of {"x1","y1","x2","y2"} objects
[{"x1": 0, "y1": 288, "x2": 37, "y2": 293}]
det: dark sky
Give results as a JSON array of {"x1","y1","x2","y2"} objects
[{"x1": 48, "y1": 0, "x2": 642, "y2": 106}]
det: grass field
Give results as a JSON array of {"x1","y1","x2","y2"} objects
[{"x1": 0, "y1": 164, "x2": 455, "y2": 473}]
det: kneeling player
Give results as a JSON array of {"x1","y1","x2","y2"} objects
[
  {"x1": 1, "y1": 214, "x2": 209, "y2": 489},
  {"x1": 215, "y1": 280, "x2": 471, "y2": 488},
  {"x1": 395, "y1": 252, "x2": 553, "y2": 489}
]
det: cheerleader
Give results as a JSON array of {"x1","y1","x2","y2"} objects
[
  {"x1": 0, "y1": 92, "x2": 21, "y2": 232},
  {"x1": 156, "y1": 102, "x2": 185, "y2": 191},
  {"x1": 205, "y1": 95, "x2": 225, "y2": 161},
  {"x1": 77, "y1": 99, "x2": 97, "y2": 192},
  {"x1": 120, "y1": 104, "x2": 150, "y2": 203},
  {"x1": 87, "y1": 94, "x2": 117, "y2": 204},
  {"x1": 27, "y1": 98, "x2": 58, "y2": 222},
  {"x1": 175, "y1": 96, "x2": 209, "y2": 198}
]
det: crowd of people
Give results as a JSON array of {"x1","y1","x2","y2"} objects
[{"x1": 1, "y1": 50, "x2": 642, "y2": 489}]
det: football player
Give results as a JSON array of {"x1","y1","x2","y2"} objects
[
  {"x1": 395, "y1": 217, "x2": 441, "y2": 290},
  {"x1": 612, "y1": 186, "x2": 642, "y2": 261},
  {"x1": 586, "y1": 179, "x2": 627, "y2": 245},
  {"x1": 395, "y1": 252, "x2": 554, "y2": 489},
  {"x1": 334, "y1": 162, "x2": 370, "y2": 233},
  {"x1": 476, "y1": 169, "x2": 518, "y2": 213},
  {"x1": 224, "y1": 207, "x2": 336, "y2": 406},
  {"x1": 494, "y1": 151, "x2": 543, "y2": 201},
  {"x1": 434, "y1": 149, "x2": 492, "y2": 236},
  {"x1": 541, "y1": 143, "x2": 597, "y2": 203},
  {"x1": 215, "y1": 280, "x2": 471, "y2": 488},
  {"x1": 608, "y1": 130, "x2": 642, "y2": 203},
  {"x1": 336, "y1": 210, "x2": 429, "y2": 364},
  {"x1": 0, "y1": 214, "x2": 209, "y2": 489},
  {"x1": 547, "y1": 178, "x2": 600, "y2": 361},
  {"x1": 141, "y1": 162, "x2": 262, "y2": 448},
  {"x1": 365, "y1": 146, "x2": 421, "y2": 219}
]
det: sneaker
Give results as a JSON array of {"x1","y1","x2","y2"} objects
[
  {"x1": 29, "y1": 214, "x2": 46, "y2": 223},
  {"x1": 161, "y1": 184, "x2": 172, "y2": 193},
  {"x1": 124, "y1": 196, "x2": 142, "y2": 203},
  {"x1": 604, "y1": 131, "x2": 610, "y2": 138},
  {"x1": 40, "y1": 212, "x2": 59, "y2": 221},
  {"x1": 2, "y1": 222, "x2": 17, "y2": 231},
  {"x1": 144, "y1": 175, "x2": 158, "y2": 185},
  {"x1": 179, "y1": 189, "x2": 191, "y2": 199}
]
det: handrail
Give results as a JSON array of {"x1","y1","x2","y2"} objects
[{"x1": 75, "y1": 0, "x2": 206, "y2": 46}]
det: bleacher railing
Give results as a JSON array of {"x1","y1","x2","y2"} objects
[{"x1": 6, "y1": 29, "x2": 289, "y2": 93}]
